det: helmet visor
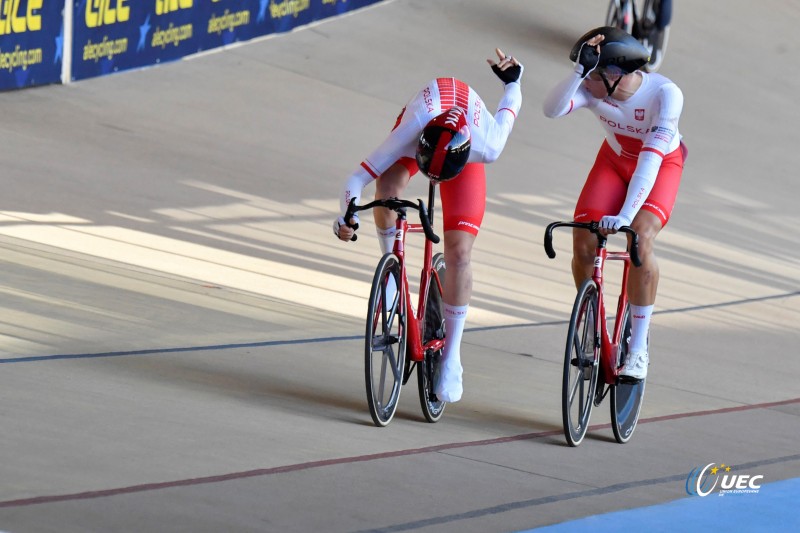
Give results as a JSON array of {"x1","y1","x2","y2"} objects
[{"x1": 588, "y1": 64, "x2": 625, "y2": 81}]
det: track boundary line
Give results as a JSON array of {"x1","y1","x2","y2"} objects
[
  {"x1": 2, "y1": 290, "x2": 797, "y2": 364},
  {"x1": 1, "y1": 396, "x2": 798, "y2": 508}
]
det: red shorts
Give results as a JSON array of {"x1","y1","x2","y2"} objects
[
  {"x1": 394, "y1": 157, "x2": 486, "y2": 236},
  {"x1": 574, "y1": 140, "x2": 685, "y2": 226}
]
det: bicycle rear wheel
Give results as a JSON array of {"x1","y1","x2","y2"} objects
[
  {"x1": 562, "y1": 279, "x2": 600, "y2": 447},
  {"x1": 365, "y1": 253, "x2": 407, "y2": 427},
  {"x1": 643, "y1": 26, "x2": 669, "y2": 72},
  {"x1": 606, "y1": 0, "x2": 633, "y2": 33},
  {"x1": 610, "y1": 304, "x2": 646, "y2": 443},
  {"x1": 418, "y1": 252, "x2": 446, "y2": 423}
]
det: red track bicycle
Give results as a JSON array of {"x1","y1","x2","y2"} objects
[
  {"x1": 344, "y1": 182, "x2": 447, "y2": 427},
  {"x1": 545, "y1": 220, "x2": 646, "y2": 446}
]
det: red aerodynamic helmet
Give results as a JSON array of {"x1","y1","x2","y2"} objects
[{"x1": 415, "y1": 107, "x2": 471, "y2": 183}]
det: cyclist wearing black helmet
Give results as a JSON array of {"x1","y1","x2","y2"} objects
[
  {"x1": 334, "y1": 48, "x2": 523, "y2": 402},
  {"x1": 543, "y1": 27, "x2": 687, "y2": 380}
]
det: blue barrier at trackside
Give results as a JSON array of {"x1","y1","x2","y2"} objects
[
  {"x1": 0, "y1": 0, "x2": 64, "y2": 89},
  {"x1": 0, "y1": 0, "x2": 385, "y2": 91}
]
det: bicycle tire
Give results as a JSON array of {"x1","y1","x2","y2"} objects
[
  {"x1": 606, "y1": 0, "x2": 633, "y2": 33},
  {"x1": 364, "y1": 253, "x2": 407, "y2": 427},
  {"x1": 418, "y1": 252, "x2": 446, "y2": 423},
  {"x1": 562, "y1": 279, "x2": 600, "y2": 447},
  {"x1": 643, "y1": 25, "x2": 669, "y2": 72},
  {"x1": 610, "y1": 303, "x2": 646, "y2": 443},
  {"x1": 641, "y1": 0, "x2": 668, "y2": 72}
]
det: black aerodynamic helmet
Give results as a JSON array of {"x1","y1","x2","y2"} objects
[
  {"x1": 569, "y1": 26, "x2": 650, "y2": 75},
  {"x1": 415, "y1": 107, "x2": 471, "y2": 183}
]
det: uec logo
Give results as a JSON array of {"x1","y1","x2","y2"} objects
[{"x1": 685, "y1": 463, "x2": 763, "y2": 496}]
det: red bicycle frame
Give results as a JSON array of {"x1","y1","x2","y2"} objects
[
  {"x1": 592, "y1": 240, "x2": 633, "y2": 383},
  {"x1": 346, "y1": 183, "x2": 445, "y2": 364},
  {"x1": 545, "y1": 220, "x2": 641, "y2": 382},
  {"x1": 391, "y1": 186, "x2": 445, "y2": 363}
]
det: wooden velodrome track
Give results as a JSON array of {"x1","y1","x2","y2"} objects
[{"x1": 1, "y1": 1, "x2": 798, "y2": 531}]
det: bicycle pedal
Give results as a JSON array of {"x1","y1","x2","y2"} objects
[{"x1": 571, "y1": 357, "x2": 593, "y2": 380}]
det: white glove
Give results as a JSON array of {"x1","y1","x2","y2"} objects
[
  {"x1": 599, "y1": 214, "x2": 631, "y2": 233},
  {"x1": 333, "y1": 214, "x2": 359, "y2": 240}
]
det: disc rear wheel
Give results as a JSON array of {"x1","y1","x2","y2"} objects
[
  {"x1": 418, "y1": 253, "x2": 446, "y2": 423},
  {"x1": 610, "y1": 304, "x2": 646, "y2": 443}
]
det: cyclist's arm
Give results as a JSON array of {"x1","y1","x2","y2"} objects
[
  {"x1": 617, "y1": 83, "x2": 684, "y2": 223},
  {"x1": 340, "y1": 117, "x2": 422, "y2": 213},
  {"x1": 542, "y1": 71, "x2": 591, "y2": 118},
  {"x1": 642, "y1": 83, "x2": 683, "y2": 157},
  {"x1": 480, "y1": 81, "x2": 522, "y2": 162}
]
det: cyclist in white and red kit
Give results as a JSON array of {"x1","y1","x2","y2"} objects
[
  {"x1": 543, "y1": 27, "x2": 686, "y2": 380},
  {"x1": 334, "y1": 48, "x2": 523, "y2": 402}
]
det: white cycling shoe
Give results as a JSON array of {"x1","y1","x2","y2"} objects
[
  {"x1": 621, "y1": 350, "x2": 649, "y2": 380},
  {"x1": 434, "y1": 360, "x2": 463, "y2": 403}
]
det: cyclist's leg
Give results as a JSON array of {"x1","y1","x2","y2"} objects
[
  {"x1": 628, "y1": 146, "x2": 683, "y2": 307},
  {"x1": 656, "y1": 0, "x2": 672, "y2": 29},
  {"x1": 628, "y1": 211, "x2": 662, "y2": 306},
  {"x1": 624, "y1": 147, "x2": 683, "y2": 371},
  {"x1": 627, "y1": 210, "x2": 660, "y2": 356},
  {"x1": 434, "y1": 163, "x2": 485, "y2": 403},
  {"x1": 374, "y1": 158, "x2": 416, "y2": 252},
  {"x1": 572, "y1": 142, "x2": 628, "y2": 288},
  {"x1": 439, "y1": 162, "x2": 485, "y2": 307}
]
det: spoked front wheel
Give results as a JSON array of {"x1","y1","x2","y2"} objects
[
  {"x1": 418, "y1": 252, "x2": 446, "y2": 423},
  {"x1": 605, "y1": 0, "x2": 633, "y2": 33},
  {"x1": 562, "y1": 279, "x2": 600, "y2": 447},
  {"x1": 365, "y1": 253, "x2": 407, "y2": 427},
  {"x1": 610, "y1": 304, "x2": 646, "y2": 443}
]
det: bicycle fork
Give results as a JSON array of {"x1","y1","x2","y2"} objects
[
  {"x1": 598, "y1": 247, "x2": 633, "y2": 385},
  {"x1": 391, "y1": 209, "x2": 432, "y2": 365}
]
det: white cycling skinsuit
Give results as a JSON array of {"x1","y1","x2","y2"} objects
[{"x1": 340, "y1": 76, "x2": 522, "y2": 218}]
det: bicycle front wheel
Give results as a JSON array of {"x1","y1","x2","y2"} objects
[
  {"x1": 610, "y1": 303, "x2": 646, "y2": 443},
  {"x1": 562, "y1": 279, "x2": 600, "y2": 447},
  {"x1": 365, "y1": 253, "x2": 407, "y2": 427},
  {"x1": 418, "y1": 252, "x2": 446, "y2": 423},
  {"x1": 606, "y1": 0, "x2": 633, "y2": 33}
]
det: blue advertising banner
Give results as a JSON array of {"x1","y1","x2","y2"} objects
[
  {"x1": 0, "y1": 0, "x2": 64, "y2": 91},
  {"x1": 71, "y1": 0, "x2": 384, "y2": 82}
]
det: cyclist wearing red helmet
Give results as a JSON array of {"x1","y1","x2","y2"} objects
[
  {"x1": 335, "y1": 48, "x2": 523, "y2": 402},
  {"x1": 543, "y1": 27, "x2": 686, "y2": 380}
]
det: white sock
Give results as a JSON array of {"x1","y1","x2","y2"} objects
[
  {"x1": 629, "y1": 304, "x2": 653, "y2": 354},
  {"x1": 435, "y1": 304, "x2": 468, "y2": 402},
  {"x1": 376, "y1": 226, "x2": 397, "y2": 255},
  {"x1": 442, "y1": 304, "x2": 468, "y2": 365}
]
